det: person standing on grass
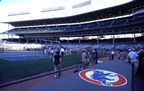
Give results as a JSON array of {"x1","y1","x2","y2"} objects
[
  {"x1": 51, "y1": 48, "x2": 55, "y2": 57},
  {"x1": 86, "y1": 49, "x2": 91, "y2": 66},
  {"x1": 117, "y1": 49, "x2": 121, "y2": 60},
  {"x1": 53, "y1": 51, "x2": 61, "y2": 78},
  {"x1": 60, "y1": 47, "x2": 65, "y2": 57},
  {"x1": 111, "y1": 50, "x2": 115, "y2": 60},
  {"x1": 82, "y1": 50, "x2": 87, "y2": 69}
]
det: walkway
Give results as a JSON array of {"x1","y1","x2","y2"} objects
[{"x1": 0, "y1": 56, "x2": 143, "y2": 91}]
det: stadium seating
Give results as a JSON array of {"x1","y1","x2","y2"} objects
[
  {"x1": 99, "y1": 44, "x2": 116, "y2": 50},
  {"x1": 114, "y1": 44, "x2": 128, "y2": 50},
  {"x1": 7, "y1": 14, "x2": 144, "y2": 35}
]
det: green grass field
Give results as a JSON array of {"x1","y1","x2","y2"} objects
[
  {"x1": 0, "y1": 53, "x2": 104, "y2": 84},
  {"x1": 0, "y1": 53, "x2": 82, "y2": 84}
]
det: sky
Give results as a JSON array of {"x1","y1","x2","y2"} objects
[{"x1": 0, "y1": 0, "x2": 133, "y2": 33}]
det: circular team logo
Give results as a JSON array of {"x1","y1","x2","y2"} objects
[{"x1": 79, "y1": 69, "x2": 127, "y2": 87}]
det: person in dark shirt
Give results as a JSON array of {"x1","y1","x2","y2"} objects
[
  {"x1": 53, "y1": 51, "x2": 61, "y2": 78},
  {"x1": 93, "y1": 49, "x2": 98, "y2": 64},
  {"x1": 138, "y1": 48, "x2": 144, "y2": 62},
  {"x1": 138, "y1": 47, "x2": 144, "y2": 74}
]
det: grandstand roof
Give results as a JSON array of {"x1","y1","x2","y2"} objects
[{"x1": 5, "y1": 0, "x2": 143, "y2": 27}]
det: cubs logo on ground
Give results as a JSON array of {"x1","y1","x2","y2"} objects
[{"x1": 79, "y1": 69, "x2": 127, "y2": 87}]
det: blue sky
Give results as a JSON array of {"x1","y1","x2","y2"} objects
[
  {"x1": 0, "y1": 0, "x2": 74, "y2": 7},
  {"x1": 0, "y1": 0, "x2": 27, "y2": 6}
]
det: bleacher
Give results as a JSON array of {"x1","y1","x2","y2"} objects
[
  {"x1": 126, "y1": 43, "x2": 144, "y2": 49},
  {"x1": 2, "y1": 37, "x2": 144, "y2": 52},
  {"x1": 114, "y1": 44, "x2": 128, "y2": 50},
  {"x1": 99, "y1": 44, "x2": 116, "y2": 50},
  {"x1": 112, "y1": 18, "x2": 126, "y2": 27},
  {"x1": 92, "y1": 44, "x2": 103, "y2": 49},
  {"x1": 7, "y1": 14, "x2": 144, "y2": 35}
]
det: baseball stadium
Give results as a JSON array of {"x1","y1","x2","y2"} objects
[{"x1": 0, "y1": 0, "x2": 144, "y2": 91}]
